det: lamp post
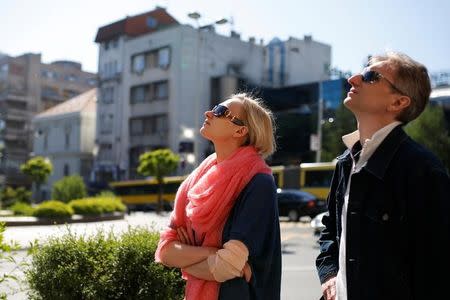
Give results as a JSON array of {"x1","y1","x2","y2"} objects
[{"x1": 187, "y1": 12, "x2": 228, "y2": 167}]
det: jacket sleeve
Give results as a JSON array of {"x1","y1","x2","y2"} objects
[
  {"x1": 316, "y1": 162, "x2": 341, "y2": 284},
  {"x1": 409, "y1": 165, "x2": 450, "y2": 298}
]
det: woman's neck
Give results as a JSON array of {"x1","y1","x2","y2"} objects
[{"x1": 214, "y1": 142, "x2": 241, "y2": 163}]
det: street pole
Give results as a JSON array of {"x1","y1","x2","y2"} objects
[{"x1": 316, "y1": 81, "x2": 323, "y2": 162}]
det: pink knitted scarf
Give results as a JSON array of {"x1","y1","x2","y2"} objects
[{"x1": 155, "y1": 146, "x2": 271, "y2": 300}]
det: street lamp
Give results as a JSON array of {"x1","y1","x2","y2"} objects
[{"x1": 187, "y1": 12, "x2": 228, "y2": 167}]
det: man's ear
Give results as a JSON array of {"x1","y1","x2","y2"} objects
[
  {"x1": 233, "y1": 126, "x2": 248, "y2": 138},
  {"x1": 388, "y1": 95, "x2": 411, "y2": 113}
]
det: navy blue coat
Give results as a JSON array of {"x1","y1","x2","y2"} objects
[{"x1": 316, "y1": 125, "x2": 450, "y2": 300}]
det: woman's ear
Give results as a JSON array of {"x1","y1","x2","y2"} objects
[{"x1": 233, "y1": 126, "x2": 248, "y2": 138}]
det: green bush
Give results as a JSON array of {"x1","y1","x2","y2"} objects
[
  {"x1": 0, "y1": 186, "x2": 31, "y2": 208},
  {"x1": 69, "y1": 197, "x2": 126, "y2": 216},
  {"x1": 9, "y1": 202, "x2": 35, "y2": 216},
  {"x1": 26, "y1": 228, "x2": 185, "y2": 300},
  {"x1": 51, "y1": 175, "x2": 87, "y2": 203},
  {"x1": 96, "y1": 190, "x2": 116, "y2": 197},
  {"x1": 32, "y1": 200, "x2": 74, "y2": 219}
]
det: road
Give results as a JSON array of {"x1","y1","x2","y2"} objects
[{"x1": 1, "y1": 213, "x2": 323, "y2": 299}]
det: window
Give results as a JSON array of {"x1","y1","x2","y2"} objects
[
  {"x1": 100, "y1": 114, "x2": 113, "y2": 134},
  {"x1": 144, "y1": 52, "x2": 157, "y2": 69},
  {"x1": 154, "y1": 81, "x2": 168, "y2": 99},
  {"x1": 131, "y1": 46, "x2": 171, "y2": 73},
  {"x1": 155, "y1": 115, "x2": 168, "y2": 133},
  {"x1": 63, "y1": 164, "x2": 70, "y2": 176},
  {"x1": 132, "y1": 54, "x2": 145, "y2": 73},
  {"x1": 65, "y1": 125, "x2": 71, "y2": 149},
  {"x1": 129, "y1": 114, "x2": 168, "y2": 136},
  {"x1": 130, "y1": 118, "x2": 143, "y2": 136},
  {"x1": 43, "y1": 130, "x2": 48, "y2": 150},
  {"x1": 87, "y1": 78, "x2": 97, "y2": 86},
  {"x1": 130, "y1": 86, "x2": 147, "y2": 103},
  {"x1": 102, "y1": 86, "x2": 114, "y2": 104},
  {"x1": 146, "y1": 16, "x2": 158, "y2": 28},
  {"x1": 158, "y1": 47, "x2": 170, "y2": 68}
]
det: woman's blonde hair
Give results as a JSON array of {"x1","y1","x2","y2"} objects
[{"x1": 231, "y1": 93, "x2": 276, "y2": 158}]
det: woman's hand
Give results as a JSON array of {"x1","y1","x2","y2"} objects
[
  {"x1": 177, "y1": 227, "x2": 194, "y2": 245},
  {"x1": 242, "y1": 262, "x2": 252, "y2": 283}
]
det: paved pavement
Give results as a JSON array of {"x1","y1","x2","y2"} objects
[
  {"x1": 1, "y1": 213, "x2": 323, "y2": 299},
  {"x1": 2, "y1": 212, "x2": 171, "y2": 249}
]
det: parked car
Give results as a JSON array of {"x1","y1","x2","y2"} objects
[
  {"x1": 276, "y1": 188, "x2": 327, "y2": 222},
  {"x1": 311, "y1": 211, "x2": 328, "y2": 236}
]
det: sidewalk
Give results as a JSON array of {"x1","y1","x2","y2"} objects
[{"x1": 3, "y1": 211, "x2": 171, "y2": 249}]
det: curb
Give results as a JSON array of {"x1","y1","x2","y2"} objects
[{"x1": 0, "y1": 212, "x2": 125, "y2": 226}]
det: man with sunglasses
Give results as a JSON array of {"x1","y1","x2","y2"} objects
[{"x1": 316, "y1": 52, "x2": 450, "y2": 300}]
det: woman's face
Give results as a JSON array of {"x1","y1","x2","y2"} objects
[{"x1": 199, "y1": 99, "x2": 246, "y2": 143}]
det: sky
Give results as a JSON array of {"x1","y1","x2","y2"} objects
[{"x1": 1, "y1": 0, "x2": 449, "y2": 75}]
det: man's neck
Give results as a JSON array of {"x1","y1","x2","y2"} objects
[{"x1": 356, "y1": 117, "x2": 397, "y2": 144}]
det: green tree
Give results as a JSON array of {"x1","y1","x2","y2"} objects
[
  {"x1": 20, "y1": 156, "x2": 52, "y2": 204},
  {"x1": 137, "y1": 149, "x2": 180, "y2": 213},
  {"x1": 52, "y1": 175, "x2": 87, "y2": 203},
  {"x1": 405, "y1": 105, "x2": 450, "y2": 172},
  {"x1": 321, "y1": 104, "x2": 357, "y2": 161}
]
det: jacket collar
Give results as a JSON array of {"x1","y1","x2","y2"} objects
[{"x1": 337, "y1": 125, "x2": 408, "y2": 179}]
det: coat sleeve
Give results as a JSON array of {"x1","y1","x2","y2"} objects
[
  {"x1": 409, "y1": 165, "x2": 450, "y2": 298},
  {"x1": 316, "y1": 162, "x2": 341, "y2": 284}
]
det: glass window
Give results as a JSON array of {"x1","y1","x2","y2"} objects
[
  {"x1": 130, "y1": 119, "x2": 143, "y2": 136},
  {"x1": 158, "y1": 47, "x2": 170, "y2": 69},
  {"x1": 154, "y1": 81, "x2": 168, "y2": 99},
  {"x1": 145, "y1": 52, "x2": 157, "y2": 69},
  {"x1": 132, "y1": 54, "x2": 145, "y2": 73},
  {"x1": 155, "y1": 115, "x2": 168, "y2": 133},
  {"x1": 63, "y1": 164, "x2": 70, "y2": 176},
  {"x1": 130, "y1": 86, "x2": 147, "y2": 103}
]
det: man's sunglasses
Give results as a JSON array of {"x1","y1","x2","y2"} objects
[
  {"x1": 211, "y1": 105, "x2": 245, "y2": 126},
  {"x1": 361, "y1": 69, "x2": 407, "y2": 96}
]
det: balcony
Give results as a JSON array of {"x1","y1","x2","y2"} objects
[
  {"x1": 2, "y1": 128, "x2": 28, "y2": 141},
  {"x1": 0, "y1": 87, "x2": 28, "y2": 102}
]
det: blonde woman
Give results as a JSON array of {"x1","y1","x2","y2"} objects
[{"x1": 155, "y1": 93, "x2": 281, "y2": 300}]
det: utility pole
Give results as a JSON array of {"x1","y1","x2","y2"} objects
[{"x1": 316, "y1": 81, "x2": 323, "y2": 162}]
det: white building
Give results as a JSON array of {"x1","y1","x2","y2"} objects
[
  {"x1": 32, "y1": 89, "x2": 96, "y2": 199},
  {"x1": 94, "y1": 7, "x2": 331, "y2": 180}
]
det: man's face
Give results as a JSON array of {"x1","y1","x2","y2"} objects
[{"x1": 344, "y1": 61, "x2": 405, "y2": 118}]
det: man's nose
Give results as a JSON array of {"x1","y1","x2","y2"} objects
[{"x1": 348, "y1": 73, "x2": 362, "y2": 86}]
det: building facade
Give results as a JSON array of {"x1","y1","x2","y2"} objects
[
  {"x1": 93, "y1": 7, "x2": 332, "y2": 180},
  {"x1": 33, "y1": 89, "x2": 97, "y2": 199},
  {"x1": 0, "y1": 53, "x2": 96, "y2": 187}
]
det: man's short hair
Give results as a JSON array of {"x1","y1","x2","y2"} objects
[{"x1": 369, "y1": 52, "x2": 431, "y2": 124}]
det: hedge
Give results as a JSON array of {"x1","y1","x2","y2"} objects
[
  {"x1": 68, "y1": 197, "x2": 126, "y2": 216},
  {"x1": 9, "y1": 202, "x2": 34, "y2": 216},
  {"x1": 32, "y1": 200, "x2": 74, "y2": 219},
  {"x1": 26, "y1": 228, "x2": 185, "y2": 300}
]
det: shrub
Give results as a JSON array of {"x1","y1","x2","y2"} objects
[
  {"x1": 0, "y1": 186, "x2": 31, "y2": 208},
  {"x1": 26, "y1": 228, "x2": 185, "y2": 300},
  {"x1": 51, "y1": 176, "x2": 87, "y2": 203},
  {"x1": 96, "y1": 190, "x2": 116, "y2": 197},
  {"x1": 69, "y1": 197, "x2": 126, "y2": 216},
  {"x1": 32, "y1": 201, "x2": 74, "y2": 219},
  {"x1": 9, "y1": 202, "x2": 35, "y2": 216}
]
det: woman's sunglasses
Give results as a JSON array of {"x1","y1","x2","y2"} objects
[
  {"x1": 361, "y1": 69, "x2": 407, "y2": 96},
  {"x1": 211, "y1": 105, "x2": 245, "y2": 126}
]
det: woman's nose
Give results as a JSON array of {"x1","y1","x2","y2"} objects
[{"x1": 204, "y1": 110, "x2": 213, "y2": 118}]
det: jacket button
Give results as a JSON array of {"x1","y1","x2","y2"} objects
[
  {"x1": 349, "y1": 258, "x2": 356, "y2": 262},
  {"x1": 382, "y1": 213, "x2": 389, "y2": 221}
]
